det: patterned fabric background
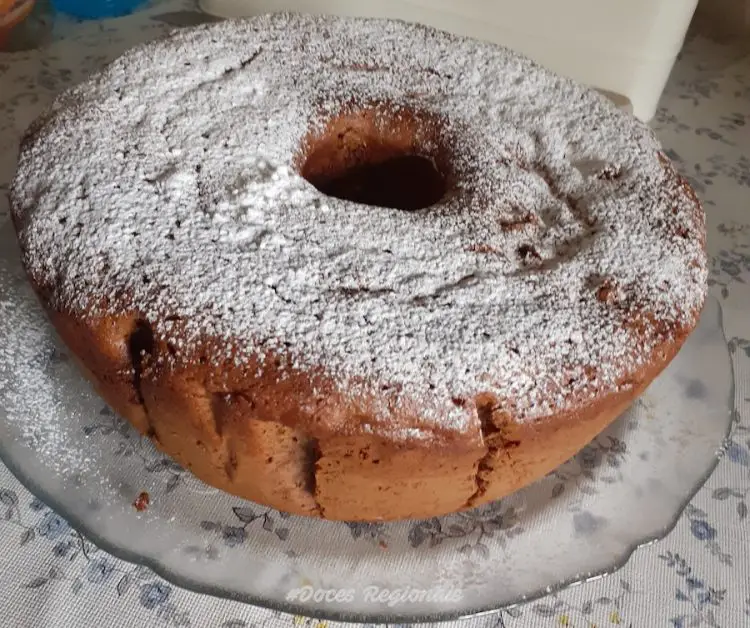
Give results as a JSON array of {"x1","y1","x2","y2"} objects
[{"x1": 0, "y1": 2, "x2": 748, "y2": 626}]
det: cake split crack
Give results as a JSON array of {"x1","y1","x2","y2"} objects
[{"x1": 127, "y1": 319, "x2": 156, "y2": 438}]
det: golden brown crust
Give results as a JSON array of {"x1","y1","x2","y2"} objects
[
  {"x1": 42, "y1": 295, "x2": 697, "y2": 521},
  {"x1": 468, "y1": 333, "x2": 687, "y2": 507},
  {"x1": 47, "y1": 308, "x2": 152, "y2": 436}
]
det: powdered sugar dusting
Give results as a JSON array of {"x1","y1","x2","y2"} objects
[
  {"x1": 0, "y1": 263, "x2": 95, "y2": 476},
  {"x1": 10, "y1": 14, "x2": 707, "y2": 435}
]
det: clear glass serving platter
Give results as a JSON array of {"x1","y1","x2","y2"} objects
[{"x1": 0, "y1": 225, "x2": 733, "y2": 623}]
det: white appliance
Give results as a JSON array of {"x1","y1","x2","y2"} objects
[{"x1": 199, "y1": 0, "x2": 700, "y2": 121}]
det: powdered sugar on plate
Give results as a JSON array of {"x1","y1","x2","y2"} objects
[
  {"x1": 0, "y1": 256, "x2": 95, "y2": 477},
  {"x1": 9, "y1": 14, "x2": 707, "y2": 434}
]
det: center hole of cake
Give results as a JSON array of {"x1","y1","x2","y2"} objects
[{"x1": 300, "y1": 130, "x2": 446, "y2": 211}]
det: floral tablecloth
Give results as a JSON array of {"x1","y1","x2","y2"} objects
[{"x1": 0, "y1": 3, "x2": 749, "y2": 627}]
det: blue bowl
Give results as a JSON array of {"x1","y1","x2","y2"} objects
[{"x1": 52, "y1": 0, "x2": 147, "y2": 19}]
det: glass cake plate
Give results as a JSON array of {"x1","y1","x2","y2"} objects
[{"x1": 0, "y1": 225, "x2": 734, "y2": 623}]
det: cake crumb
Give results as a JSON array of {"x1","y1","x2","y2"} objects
[{"x1": 133, "y1": 491, "x2": 150, "y2": 512}]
